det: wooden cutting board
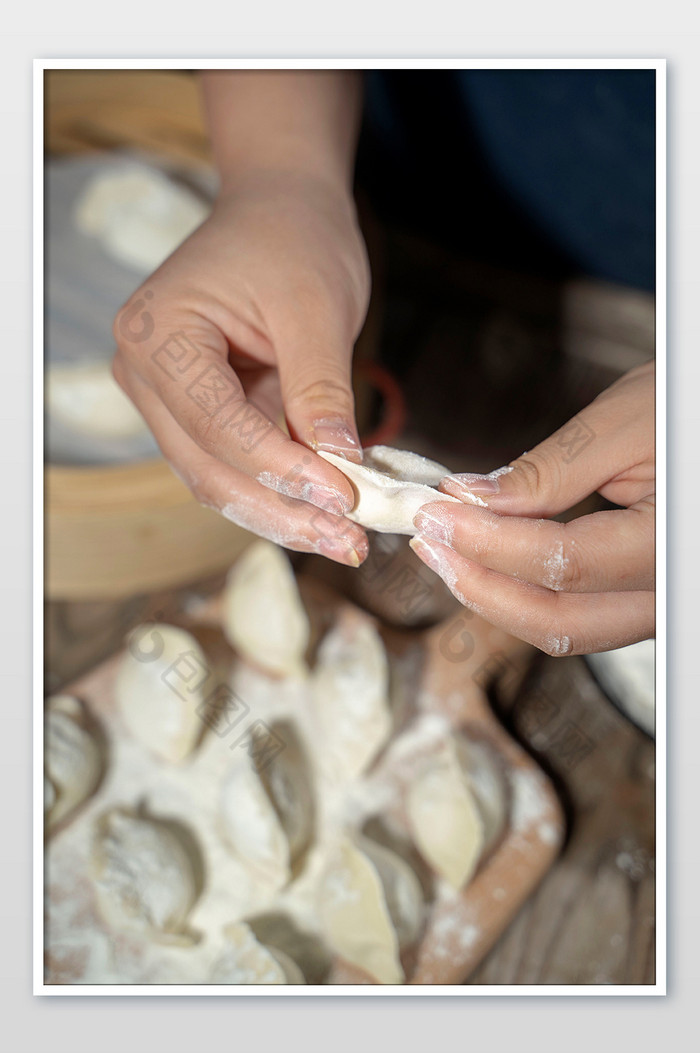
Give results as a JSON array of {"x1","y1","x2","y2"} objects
[{"x1": 44, "y1": 576, "x2": 564, "y2": 987}]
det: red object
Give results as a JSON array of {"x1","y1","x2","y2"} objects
[{"x1": 354, "y1": 360, "x2": 407, "y2": 448}]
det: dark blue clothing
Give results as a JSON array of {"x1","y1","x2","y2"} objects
[{"x1": 358, "y1": 69, "x2": 656, "y2": 291}]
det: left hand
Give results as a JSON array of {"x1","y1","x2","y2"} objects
[{"x1": 410, "y1": 361, "x2": 655, "y2": 656}]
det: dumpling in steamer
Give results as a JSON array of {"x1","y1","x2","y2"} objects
[
  {"x1": 210, "y1": 922, "x2": 305, "y2": 984},
  {"x1": 222, "y1": 540, "x2": 310, "y2": 677},
  {"x1": 45, "y1": 694, "x2": 104, "y2": 834},
  {"x1": 90, "y1": 807, "x2": 200, "y2": 943},
  {"x1": 311, "y1": 609, "x2": 392, "y2": 780}
]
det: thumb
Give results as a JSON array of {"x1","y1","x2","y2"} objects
[
  {"x1": 440, "y1": 407, "x2": 619, "y2": 518},
  {"x1": 273, "y1": 312, "x2": 362, "y2": 463}
]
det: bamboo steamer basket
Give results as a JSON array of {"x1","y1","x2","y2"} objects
[
  {"x1": 46, "y1": 459, "x2": 254, "y2": 600},
  {"x1": 44, "y1": 70, "x2": 247, "y2": 600}
]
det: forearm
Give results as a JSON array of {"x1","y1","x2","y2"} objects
[{"x1": 200, "y1": 70, "x2": 363, "y2": 195}]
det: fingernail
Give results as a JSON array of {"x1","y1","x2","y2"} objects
[
  {"x1": 413, "y1": 507, "x2": 454, "y2": 545},
  {"x1": 319, "y1": 535, "x2": 366, "y2": 567},
  {"x1": 310, "y1": 419, "x2": 362, "y2": 463},
  {"x1": 409, "y1": 536, "x2": 446, "y2": 574},
  {"x1": 442, "y1": 466, "x2": 514, "y2": 499}
]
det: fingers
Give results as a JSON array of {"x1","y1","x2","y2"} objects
[
  {"x1": 114, "y1": 361, "x2": 369, "y2": 567},
  {"x1": 113, "y1": 293, "x2": 358, "y2": 515},
  {"x1": 414, "y1": 499, "x2": 655, "y2": 593},
  {"x1": 272, "y1": 290, "x2": 363, "y2": 463},
  {"x1": 440, "y1": 361, "x2": 655, "y2": 518},
  {"x1": 409, "y1": 536, "x2": 654, "y2": 656}
]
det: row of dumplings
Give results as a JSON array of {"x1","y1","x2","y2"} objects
[{"x1": 45, "y1": 541, "x2": 507, "y2": 984}]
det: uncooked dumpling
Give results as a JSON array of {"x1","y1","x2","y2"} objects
[
  {"x1": 458, "y1": 738, "x2": 508, "y2": 856},
  {"x1": 222, "y1": 541, "x2": 310, "y2": 677},
  {"x1": 115, "y1": 624, "x2": 209, "y2": 764},
  {"x1": 45, "y1": 694, "x2": 103, "y2": 834},
  {"x1": 210, "y1": 922, "x2": 305, "y2": 984},
  {"x1": 358, "y1": 836, "x2": 424, "y2": 950},
  {"x1": 312, "y1": 609, "x2": 391, "y2": 780},
  {"x1": 254, "y1": 721, "x2": 315, "y2": 874},
  {"x1": 318, "y1": 445, "x2": 463, "y2": 534},
  {"x1": 220, "y1": 758, "x2": 290, "y2": 888},
  {"x1": 318, "y1": 837, "x2": 404, "y2": 985},
  {"x1": 75, "y1": 164, "x2": 209, "y2": 273},
  {"x1": 406, "y1": 735, "x2": 485, "y2": 890},
  {"x1": 46, "y1": 361, "x2": 149, "y2": 440},
  {"x1": 91, "y1": 807, "x2": 199, "y2": 942}
]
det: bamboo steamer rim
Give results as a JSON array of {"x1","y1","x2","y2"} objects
[{"x1": 47, "y1": 458, "x2": 193, "y2": 514}]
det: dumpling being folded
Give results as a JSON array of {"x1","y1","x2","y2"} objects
[{"x1": 318, "y1": 446, "x2": 463, "y2": 534}]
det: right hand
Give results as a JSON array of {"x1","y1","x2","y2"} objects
[{"x1": 113, "y1": 169, "x2": 371, "y2": 566}]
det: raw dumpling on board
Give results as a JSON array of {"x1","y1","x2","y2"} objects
[
  {"x1": 219, "y1": 756, "x2": 291, "y2": 889},
  {"x1": 406, "y1": 734, "x2": 491, "y2": 890},
  {"x1": 312, "y1": 609, "x2": 392, "y2": 781},
  {"x1": 357, "y1": 836, "x2": 425, "y2": 951},
  {"x1": 318, "y1": 837, "x2": 406, "y2": 985},
  {"x1": 254, "y1": 720, "x2": 315, "y2": 875},
  {"x1": 209, "y1": 922, "x2": 305, "y2": 984},
  {"x1": 318, "y1": 445, "x2": 464, "y2": 534},
  {"x1": 222, "y1": 540, "x2": 310, "y2": 678},
  {"x1": 115, "y1": 624, "x2": 209, "y2": 764},
  {"x1": 90, "y1": 807, "x2": 200, "y2": 944},
  {"x1": 45, "y1": 694, "x2": 104, "y2": 834}
]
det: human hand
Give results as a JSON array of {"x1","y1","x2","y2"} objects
[
  {"x1": 411, "y1": 361, "x2": 655, "y2": 655},
  {"x1": 113, "y1": 170, "x2": 371, "y2": 566}
]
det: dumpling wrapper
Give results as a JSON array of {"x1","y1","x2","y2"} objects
[
  {"x1": 91, "y1": 807, "x2": 199, "y2": 943},
  {"x1": 406, "y1": 736, "x2": 485, "y2": 890},
  {"x1": 45, "y1": 694, "x2": 103, "y2": 833},
  {"x1": 115, "y1": 624, "x2": 209, "y2": 763},
  {"x1": 222, "y1": 540, "x2": 310, "y2": 678},
  {"x1": 318, "y1": 445, "x2": 465, "y2": 535},
  {"x1": 319, "y1": 837, "x2": 404, "y2": 985},
  {"x1": 312, "y1": 609, "x2": 391, "y2": 780},
  {"x1": 210, "y1": 922, "x2": 305, "y2": 984}
]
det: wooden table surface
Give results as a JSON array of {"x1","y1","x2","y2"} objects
[{"x1": 45, "y1": 570, "x2": 655, "y2": 987}]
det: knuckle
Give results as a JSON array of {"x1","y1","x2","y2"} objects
[
  {"x1": 512, "y1": 451, "x2": 561, "y2": 507},
  {"x1": 191, "y1": 410, "x2": 223, "y2": 453},
  {"x1": 287, "y1": 372, "x2": 353, "y2": 413},
  {"x1": 544, "y1": 527, "x2": 583, "y2": 592}
]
